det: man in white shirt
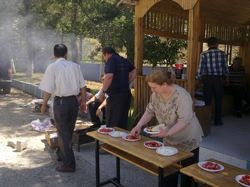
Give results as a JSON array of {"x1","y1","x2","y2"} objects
[
  {"x1": 86, "y1": 74, "x2": 108, "y2": 127},
  {"x1": 39, "y1": 44, "x2": 86, "y2": 173}
]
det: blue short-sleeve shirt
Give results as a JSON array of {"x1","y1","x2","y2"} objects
[{"x1": 105, "y1": 54, "x2": 135, "y2": 95}]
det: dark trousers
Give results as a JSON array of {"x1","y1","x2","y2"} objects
[
  {"x1": 53, "y1": 96, "x2": 78, "y2": 169},
  {"x1": 180, "y1": 147, "x2": 199, "y2": 187},
  {"x1": 203, "y1": 75, "x2": 224, "y2": 123},
  {"x1": 225, "y1": 85, "x2": 246, "y2": 111},
  {"x1": 164, "y1": 147, "x2": 199, "y2": 187},
  {"x1": 106, "y1": 92, "x2": 131, "y2": 130},
  {"x1": 89, "y1": 101, "x2": 106, "y2": 126}
]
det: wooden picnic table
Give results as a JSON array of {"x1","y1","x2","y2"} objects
[
  {"x1": 180, "y1": 158, "x2": 250, "y2": 187},
  {"x1": 87, "y1": 127, "x2": 194, "y2": 187}
]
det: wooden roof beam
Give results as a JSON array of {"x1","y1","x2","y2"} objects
[{"x1": 173, "y1": 0, "x2": 198, "y2": 10}]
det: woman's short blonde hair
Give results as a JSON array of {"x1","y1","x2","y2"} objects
[{"x1": 145, "y1": 69, "x2": 172, "y2": 85}]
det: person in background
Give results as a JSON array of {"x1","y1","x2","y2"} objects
[
  {"x1": 86, "y1": 74, "x2": 108, "y2": 128},
  {"x1": 131, "y1": 69, "x2": 203, "y2": 187},
  {"x1": 195, "y1": 37, "x2": 229, "y2": 126},
  {"x1": 99, "y1": 47, "x2": 137, "y2": 130},
  {"x1": 39, "y1": 44, "x2": 87, "y2": 173},
  {"x1": 225, "y1": 57, "x2": 250, "y2": 118}
]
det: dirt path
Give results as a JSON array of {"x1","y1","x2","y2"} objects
[{"x1": 0, "y1": 88, "x2": 97, "y2": 187}]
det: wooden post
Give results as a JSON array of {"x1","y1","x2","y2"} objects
[
  {"x1": 240, "y1": 42, "x2": 250, "y2": 90},
  {"x1": 186, "y1": 1, "x2": 200, "y2": 99},
  {"x1": 134, "y1": 7, "x2": 145, "y2": 122}
]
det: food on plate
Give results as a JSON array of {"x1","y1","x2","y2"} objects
[
  {"x1": 146, "y1": 124, "x2": 166, "y2": 132},
  {"x1": 126, "y1": 135, "x2": 139, "y2": 139},
  {"x1": 201, "y1": 161, "x2": 221, "y2": 170},
  {"x1": 99, "y1": 128, "x2": 114, "y2": 133},
  {"x1": 111, "y1": 131, "x2": 123, "y2": 137},
  {"x1": 239, "y1": 175, "x2": 250, "y2": 185},
  {"x1": 145, "y1": 141, "x2": 163, "y2": 148},
  {"x1": 158, "y1": 147, "x2": 175, "y2": 154}
]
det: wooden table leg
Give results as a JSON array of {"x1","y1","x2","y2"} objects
[{"x1": 95, "y1": 139, "x2": 100, "y2": 187}]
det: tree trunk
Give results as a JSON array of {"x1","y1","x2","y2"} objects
[
  {"x1": 70, "y1": 34, "x2": 78, "y2": 63},
  {"x1": 22, "y1": 0, "x2": 34, "y2": 77},
  {"x1": 26, "y1": 27, "x2": 34, "y2": 77},
  {"x1": 79, "y1": 36, "x2": 83, "y2": 63},
  {"x1": 8, "y1": 45, "x2": 16, "y2": 74}
]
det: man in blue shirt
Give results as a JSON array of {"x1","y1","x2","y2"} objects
[
  {"x1": 196, "y1": 37, "x2": 229, "y2": 126},
  {"x1": 99, "y1": 47, "x2": 137, "y2": 129}
]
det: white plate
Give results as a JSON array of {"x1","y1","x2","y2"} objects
[
  {"x1": 143, "y1": 127, "x2": 160, "y2": 134},
  {"x1": 109, "y1": 131, "x2": 125, "y2": 137},
  {"x1": 198, "y1": 161, "x2": 224, "y2": 172},
  {"x1": 156, "y1": 146, "x2": 178, "y2": 156},
  {"x1": 235, "y1": 175, "x2": 250, "y2": 187},
  {"x1": 122, "y1": 133, "x2": 141, "y2": 142},
  {"x1": 97, "y1": 127, "x2": 114, "y2": 135},
  {"x1": 144, "y1": 141, "x2": 164, "y2": 149}
]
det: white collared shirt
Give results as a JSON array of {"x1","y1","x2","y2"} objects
[
  {"x1": 39, "y1": 58, "x2": 86, "y2": 97},
  {"x1": 95, "y1": 86, "x2": 108, "y2": 99}
]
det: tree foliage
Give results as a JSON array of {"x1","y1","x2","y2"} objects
[
  {"x1": 0, "y1": 0, "x2": 188, "y2": 74},
  {"x1": 143, "y1": 35, "x2": 187, "y2": 68}
]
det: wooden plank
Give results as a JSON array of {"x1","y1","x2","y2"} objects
[
  {"x1": 144, "y1": 29, "x2": 188, "y2": 40},
  {"x1": 173, "y1": 0, "x2": 198, "y2": 10}
]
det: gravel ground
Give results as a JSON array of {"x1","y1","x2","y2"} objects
[
  {"x1": 0, "y1": 88, "x2": 163, "y2": 187},
  {"x1": 0, "y1": 88, "x2": 100, "y2": 187}
]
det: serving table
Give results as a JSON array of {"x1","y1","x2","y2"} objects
[
  {"x1": 87, "y1": 127, "x2": 194, "y2": 187},
  {"x1": 180, "y1": 158, "x2": 250, "y2": 187}
]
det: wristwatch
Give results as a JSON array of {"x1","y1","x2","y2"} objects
[{"x1": 102, "y1": 89, "x2": 106, "y2": 93}]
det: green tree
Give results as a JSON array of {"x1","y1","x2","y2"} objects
[{"x1": 143, "y1": 35, "x2": 187, "y2": 68}]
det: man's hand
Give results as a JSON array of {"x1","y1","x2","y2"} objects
[
  {"x1": 96, "y1": 108, "x2": 101, "y2": 116},
  {"x1": 79, "y1": 102, "x2": 87, "y2": 113},
  {"x1": 41, "y1": 104, "x2": 47, "y2": 115}
]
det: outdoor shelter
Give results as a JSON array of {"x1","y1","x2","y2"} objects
[{"x1": 118, "y1": 0, "x2": 250, "y2": 125}]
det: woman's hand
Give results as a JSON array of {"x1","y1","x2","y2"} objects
[
  {"x1": 131, "y1": 125, "x2": 141, "y2": 137},
  {"x1": 150, "y1": 127, "x2": 169, "y2": 138}
]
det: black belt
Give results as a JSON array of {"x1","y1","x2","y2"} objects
[{"x1": 54, "y1": 95, "x2": 76, "y2": 99}]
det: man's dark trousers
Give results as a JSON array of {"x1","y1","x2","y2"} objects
[
  {"x1": 106, "y1": 92, "x2": 131, "y2": 130},
  {"x1": 54, "y1": 96, "x2": 78, "y2": 169},
  {"x1": 89, "y1": 101, "x2": 106, "y2": 127},
  {"x1": 203, "y1": 75, "x2": 224, "y2": 124}
]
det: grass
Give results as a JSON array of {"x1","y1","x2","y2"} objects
[{"x1": 12, "y1": 72, "x2": 134, "y2": 96}]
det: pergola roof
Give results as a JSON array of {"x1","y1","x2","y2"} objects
[
  {"x1": 199, "y1": 0, "x2": 250, "y2": 25},
  {"x1": 118, "y1": 0, "x2": 250, "y2": 26},
  {"x1": 117, "y1": 0, "x2": 250, "y2": 126}
]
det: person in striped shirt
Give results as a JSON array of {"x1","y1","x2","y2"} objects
[
  {"x1": 225, "y1": 57, "x2": 250, "y2": 118},
  {"x1": 195, "y1": 37, "x2": 229, "y2": 126}
]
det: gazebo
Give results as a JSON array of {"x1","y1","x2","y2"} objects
[{"x1": 118, "y1": 0, "x2": 250, "y2": 126}]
